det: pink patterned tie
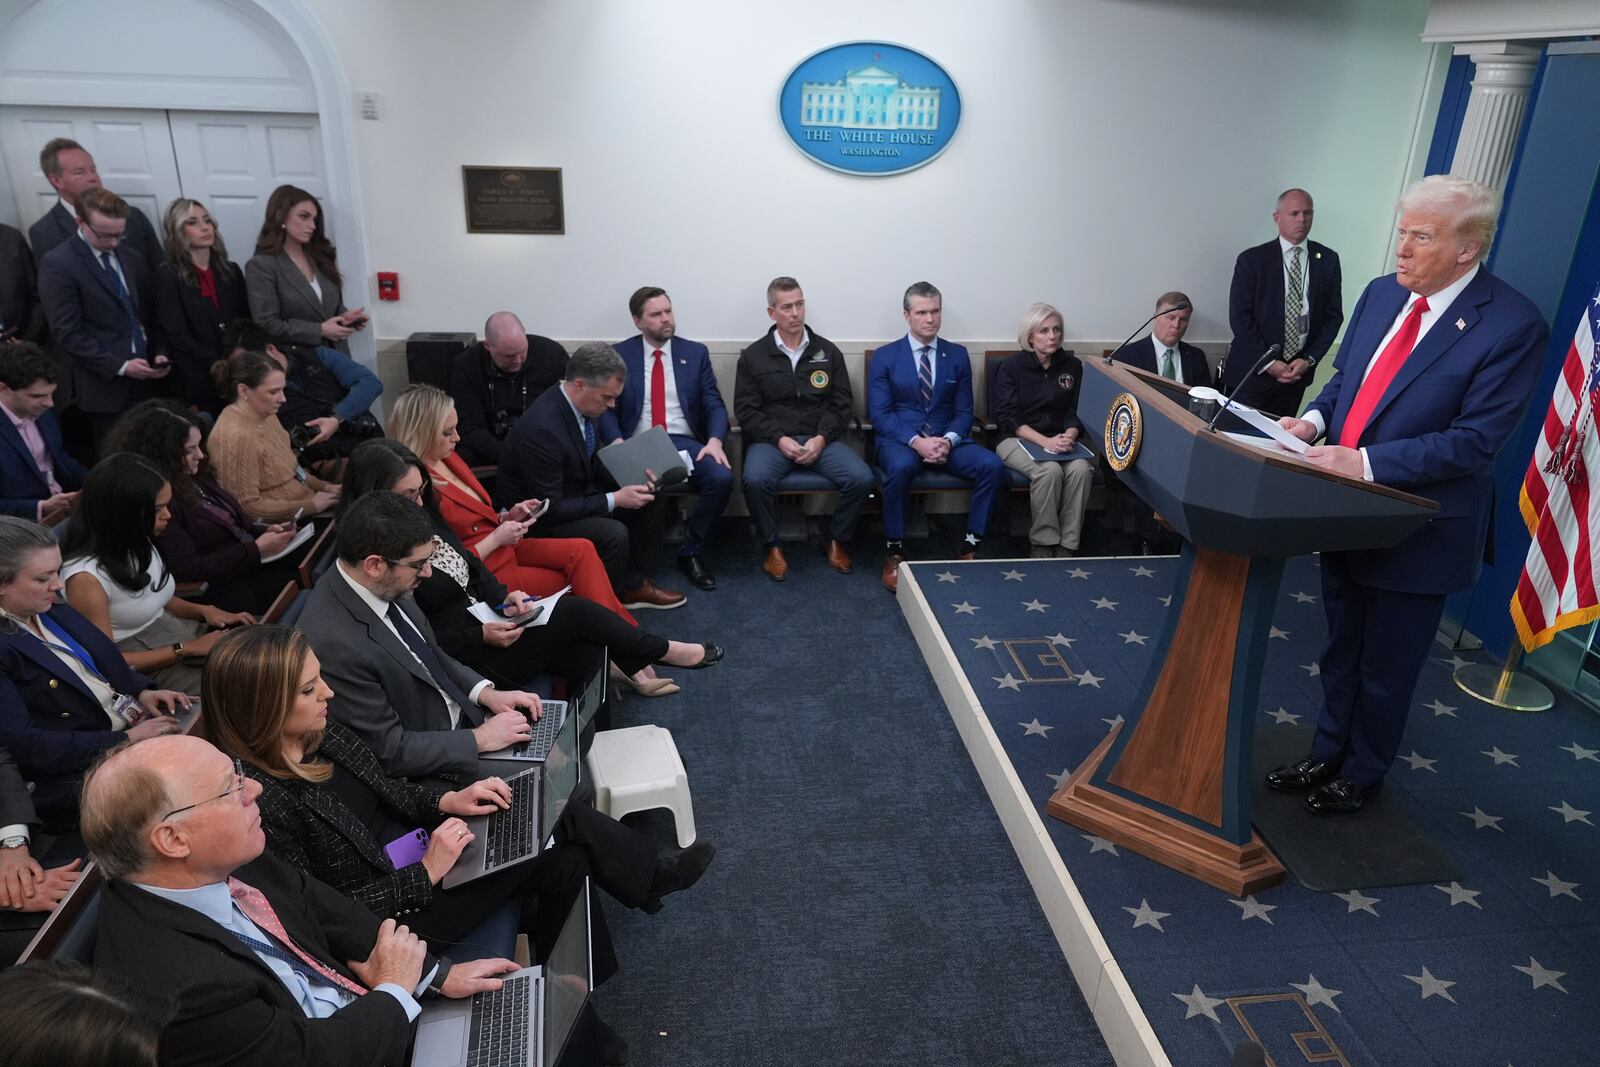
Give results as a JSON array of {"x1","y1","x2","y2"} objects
[{"x1": 227, "y1": 877, "x2": 367, "y2": 995}]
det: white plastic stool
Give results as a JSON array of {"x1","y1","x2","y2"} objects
[{"x1": 585, "y1": 725, "x2": 697, "y2": 847}]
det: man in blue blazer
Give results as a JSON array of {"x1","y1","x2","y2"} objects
[
  {"x1": 869, "y1": 282, "x2": 1004, "y2": 592},
  {"x1": 27, "y1": 138, "x2": 163, "y2": 275},
  {"x1": 1265, "y1": 176, "x2": 1549, "y2": 815},
  {"x1": 600, "y1": 287, "x2": 732, "y2": 591},
  {"x1": 1224, "y1": 188, "x2": 1343, "y2": 416},
  {"x1": 0, "y1": 342, "x2": 86, "y2": 524}
]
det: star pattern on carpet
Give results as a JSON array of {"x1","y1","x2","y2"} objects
[
  {"x1": 1019, "y1": 717, "x2": 1052, "y2": 736},
  {"x1": 1001, "y1": 569, "x2": 1025, "y2": 582},
  {"x1": 994, "y1": 673, "x2": 1022, "y2": 692},
  {"x1": 1561, "y1": 741, "x2": 1600, "y2": 762},
  {"x1": 935, "y1": 571, "x2": 959, "y2": 583},
  {"x1": 1460, "y1": 806, "x2": 1504, "y2": 831},
  {"x1": 1301, "y1": 662, "x2": 1321, "y2": 676},
  {"x1": 1067, "y1": 567, "x2": 1090, "y2": 580},
  {"x1": 1046, "y1": 633, "x2": 1074, "y2": 647},
  {"x1": 1269, "y1": 708, "x2": 1301, "y2": 725},
  {"x1": 1291, "y1": 974, "x2": 1343, "y2": 1013},
  {"x1": 1091, "y1": 596, "x2": 1117, "y2": 610},
  {"x1": 1440, "y1": 654, "x2": 1472, "y2": 671},
  {"x1": 1124, "y1": 898, "x2": 1169, "y2": 931},
  {"x1": 1102, "y1": 714, "x2": 1125, "y2": 729},
  {"x1": 1549, "y1": 800, "x2": 1593, "y2": 825},
  {"x1": 1076, "y1": 670, "x2": 1103, "y2": 688},
  {"x1": 1268, "y1": 626, "x2": 1290, "y2": 640},
  {"x1": 1157, "y1": 594, "x2": 1172, "y2": 606},
  {"x1": 1399, "y1": 751, "x2": 1438, "y2": 772},
  {"x1": 1173, "y1": 984, "x2": 1224, "y2": 1021},
  {"x1": 1130, "y1": 565, "x2": 1155, "y2": 578},
  {"x1": 1404, "y1": 967, "x2": 1458, "y2": 1003},
  {"x1": 1481, "y1": 747, "x2": 1519, "y2": 767},
  {"x1": 1532, "y1": 871, "x2": 1581, "y2": 900},
  {"x1": 1045, "y1": 768, "x2": 1072, "y2": 789},
  {"x1": 1230, "y1": 895, "x2": 1277, "y2": 923},
  {"x1": 1119, "y1": 630, "x2": 1148, "y2": 645},
  {"x1": 970, "y1": 635, "x2": 998, "y2": 650},
  {"x1": 1082, "y1": 834, "x2": 1119, "y2": 856},
  {"x1": 1425, "y1": 699, "x2": 1458, "y2": 718},
  {"x1": 1513, "y1": 958, "x2": 1568, "y2": 993},
  {"x1": 1291, "y1": 590, "x2": 1318, "y2": 603},
  {"x1": 1335, "y1": 889, "x2": 1381, "y2": 916},
  {"x1": 1023, "y1": 598, "x2": 1049, "y2": 613},
  {"x1": 952, "y1": 601, "x2": 978, "y2": 615},
  {"x1": 1434, "y1": 882, "x2": 1483, "y2": 909}
]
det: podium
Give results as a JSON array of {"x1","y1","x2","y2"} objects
[{"x1": 1046, "y1": 359, "x2": 1437, "y2": 894}]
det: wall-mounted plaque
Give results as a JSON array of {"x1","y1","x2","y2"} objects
[{"x1": 462, "y1": 166, "x2": 564, "y2": 234}]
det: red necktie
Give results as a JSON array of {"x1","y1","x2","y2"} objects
[
  {"x1": 650, "y1": 350, "x2": 667, "y2": 430},
  {"x1": 228, "y1": 876, "x2": 368, "y2": 995},
  {"x1": 1338, "y1": 296, "x2": 1429, "y2": 449}
]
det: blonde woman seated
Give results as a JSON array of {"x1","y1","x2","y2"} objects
[
  {"x1": 992, "y1": 303, "x2": 1093, "y2": 558},
  {"x1": 206, "y1": 349, "x2": 340, "y2": 523}
]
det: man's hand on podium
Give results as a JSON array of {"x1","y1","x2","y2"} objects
[
  {"x1": 1303, "y1": 445, "x2": 1364, "y2": 478},
  {"x1": 1277, "y1": 416, "x2": 1318, "y2": 442}
]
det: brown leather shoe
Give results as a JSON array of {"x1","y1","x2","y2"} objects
[
  {"x1": 881, "y1": 553, "x2": 904, "y2": 592},
  {"x1": 762, "y1": 546, "x2": 788, "y2": 582},
  {"x1": 620, "y1": 580, "x2": 686, "y2": 610},
  {"x1": 825, "y1": 539, "x2": 852, "y2": 574}
]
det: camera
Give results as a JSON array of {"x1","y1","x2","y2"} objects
[{"x1": 289, "y1": 424, "x2": 317, "y2": 452}]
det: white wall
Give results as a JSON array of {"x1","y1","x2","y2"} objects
[{"x1": 302, "y1": 0, "x2": 1435, "y2": 348}]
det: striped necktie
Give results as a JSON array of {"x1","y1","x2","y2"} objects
[{"x1": 1284, "y1": 245, "x2": 1304, "y2": 359}]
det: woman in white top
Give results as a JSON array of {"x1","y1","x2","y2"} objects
[{"x1": 59, "y1": 454, "x2": 254, "y2": 694}]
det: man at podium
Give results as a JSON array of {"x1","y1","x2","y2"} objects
[{"x1": 1265, "y1": 175, "x2": 1549, "y2": 815}]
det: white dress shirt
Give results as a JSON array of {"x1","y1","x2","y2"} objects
[
  {"x1": 635, "y1": 337, "x2": 691, "y2": 437},
  {"x1": 774, "y1": 328, "x2": 811, "y2": 370}
]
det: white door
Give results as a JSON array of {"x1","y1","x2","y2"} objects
[
  {"x1": 167, "y1": 111, "x2": 326, "y2": 260},
  {"x1": 0, "y1": 105, "x2": 180, "y2": 235}
]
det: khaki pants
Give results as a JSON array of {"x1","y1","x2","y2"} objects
[
  {"x1": 118, "y1": 613, "x2": 209, "y2": 696},
  {"x1": 996, "y1": 437, "x2": 1093, "y2": 550}
]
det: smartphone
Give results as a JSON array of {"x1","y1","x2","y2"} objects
[
  {"x1": 508, "y1": 605, "x2": 545, "y2": 629},
  {"x1": 528, "y1": 499, "x2": 550, "y2": 521}
]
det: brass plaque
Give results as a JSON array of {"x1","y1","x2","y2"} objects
[{"x1": 462, "y1": 166, "x2": 564, "y2": 234}]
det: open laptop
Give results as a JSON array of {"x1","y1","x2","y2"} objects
[
  {"x1": 482, "y1": 700, "x2": 568, "y2": 764},
  {"x1": 412, "y1": 879, "x2": 593, "y2": 1067},
  {"x1": 573, "y1": 651, "x2": 607, "y2": 731},
  {"x1": 444, "y1": 708, "x2": 580, "y2": 890}
]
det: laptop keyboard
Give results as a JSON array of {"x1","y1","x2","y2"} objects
[
  {"x1": 466, "y1": 976, "x2": 531, "y2": 1066},
  {"x1": 484, "y1": 773, "x2": 539, "y2": 869},
  {"x1": 508, "y1": 707, "x2": 562, "y2": 761}
]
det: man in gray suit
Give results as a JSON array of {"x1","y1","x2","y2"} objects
[
  {"x1": 297, "y1": 492, "x2": 538, "y2": 782},
  {"x1": 27, "y1": 138, "x2": 163, "y2": 275}
]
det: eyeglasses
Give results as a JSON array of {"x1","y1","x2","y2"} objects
[
  {"x1": 384, "y1": 552, "x2": 433, "y2": 572},
  {"x1": 162, "y1": 758, "x2": 248, "y2": 819},
  {"x1": 84, "y1": 222, "x2": 126, "y2": 243}
]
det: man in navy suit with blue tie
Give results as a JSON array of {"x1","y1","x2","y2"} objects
[
  {"x1": 869, "y1": 282, "x2": 1004, "y2": 592},
  {"x1": 601, "y1": 287, "x2": 732, "y2": 591},
  {"x1": 1265, "y1": 176, "x2": 1549, "y2": 814}
]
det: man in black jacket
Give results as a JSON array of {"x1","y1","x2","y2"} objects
[
  {"x1": 450, "y1": 311, "x2": 569, "y2": 464},
  {"x1": 0, "y1": 224, "x2": 46, "y2": 344}
]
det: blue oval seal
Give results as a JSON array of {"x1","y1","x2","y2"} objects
[{"x1": 778, "y1": 42, "x2": 961, "y2": 177}]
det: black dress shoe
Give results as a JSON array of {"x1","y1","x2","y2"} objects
[
  {"x1": 592, "y1": 1010, "x2": 631, "y2": 1065},
  {"x1": 682, "y1": 643, "x2": 723, "y2": 670},
  {"x1": 1305, "y1": 776, "x2": 1379, "y2": 816},
  {"x1": 676, "y1": 553, "x2": 716, "y2": 590},
  {"x1": 648, "y1": 839, "x2": 716, "y2": 900},
  {"x1": 1264, "y1": 755, "x2": 1338, "y2": 794}
]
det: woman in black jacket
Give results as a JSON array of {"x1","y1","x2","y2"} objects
[{"x1": 153, "y1": 198, "x2": 249, "y2": 416}]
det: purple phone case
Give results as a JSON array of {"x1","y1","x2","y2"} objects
[{"x1": 384, "y1": 828, "x2": 430, "y2": 868}]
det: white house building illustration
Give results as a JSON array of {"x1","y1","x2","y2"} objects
[{"x1": 800, "y1": 63, "x2": 941, "y2": 130}]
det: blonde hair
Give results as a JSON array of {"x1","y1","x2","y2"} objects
[
  {"x1": 1398, "y1": 174, "x2": 1500, "y2": 259},
  {"x1": 1017, "y1": 303, "x2": 1063, "y2": 351},
  {"x1": 387, "y1": 384, "x2": 455, "y2": 461}
]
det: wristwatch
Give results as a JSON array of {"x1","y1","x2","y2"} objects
[
  {"x1": 172, "y1": 641, "x2": 187, "y2": 661},
  {"x1": 0, "y1": 836, "x2": 27, "y2": 850}
]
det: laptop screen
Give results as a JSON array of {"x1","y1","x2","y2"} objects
[
  {"x1": 540, "y1": 707, "x2": 580, "y2": 842},
  {"x1": 575, "y1": 651, "x2": 607, "y2": 729},
  {"x1": 542, "y1": 879, "x2": 592, "y2": 1067}
]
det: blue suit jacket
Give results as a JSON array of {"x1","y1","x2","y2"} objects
[
  {"x1": 1307, "y1": 268, "x2": 1548, "y2": 594},
  {"x1": 498, "y1": 381, "x2": 613, "y2": 522},
  {"x1": 37, "y1": 235, "x2": 166, "y2": 414},
  {"x1": 0, "y1": 409, "x2": 87, "y2": 518},
  {"x1": 869, "y1": 336, "x2": 976, "y2": 444},
  {"x1": 600, "y1": 335, "x2": 730, "y2": 445}
]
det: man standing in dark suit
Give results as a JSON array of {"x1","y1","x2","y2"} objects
[
  {"x1": 0, "y1": 341, "x2": 85, "y2": 524},
  {"x1": 601, "y1": 287, "x2": 733, "y2": 591},
  {"x1": 1265, "y1": 176, "x2": 1548, "y2": 814},
  {"x1": 26, "y1": 139, "x2": 163, "y2": 275},
  {"x1": 0, "y1": 224, "x2": 46, "y2": 344},
  {"x1": 1224, "y1": 188, "x2": 1344, "y2": 416},
  {"x1": 37, "y1": 188, "x2": 170, "y2": 447},
  {"x1": 82, "y1": 733, "x2": 517, "y2": 1065},
  {"x1": 1112, "y1": 291, "x2": 1211, "y2": 386},
  {"x1": 450, "y1": 310, "x2": 569, "y2": 464},
  {"x1": 499, "y1": 343, "x2": 686, "y2": 609}
]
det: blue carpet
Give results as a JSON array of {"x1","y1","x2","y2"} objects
[
  {"x1": 593, "y1": 527, "x2": 1115, "y2": 1067},
  {"x1": 914, "y1": 553, "x2": 1600, "y2": 1067}
]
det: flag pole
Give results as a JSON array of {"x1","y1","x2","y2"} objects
[{"x1": 1454, "y1": 642, "x2": 1554, "y2": 712}]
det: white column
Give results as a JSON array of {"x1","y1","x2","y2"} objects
[{"x1": 1449, "y1": 42, "x2": 1542, "y2": 191}]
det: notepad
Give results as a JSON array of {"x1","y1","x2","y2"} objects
[{"x1": 1019, "y1": 439, "x2": 1097, "y2": 463}]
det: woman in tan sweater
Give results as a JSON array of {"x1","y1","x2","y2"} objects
[{"x1": 207, "y1": 349, "x2": 340, "y2": 523}]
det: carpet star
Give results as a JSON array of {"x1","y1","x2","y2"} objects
[
  {"x1": 1424, "y1": 698, "x2": 1458, "y2": 717},
  {"x1": 1046, "y1": 633, "x2": 1075, "y2": 647},
  {"x1": 1119, "y1": 630, "x2": 1149, "y2": 645},
  {"x1": 1404, "y1": 967, "x2": 1457, "y2": 1003},
  {"x1": 993, "y1": 673, "x2": 1022, "y2": 692},
  {"x1": 1023, "y1": 598, "x2": 1049, "y2": 613},
  {"x1": 1046, "y1": 767, "x2": 1072, "y2": 789},
  {"x1": 1268, "y1": 626, "x2": 1290, "y2": 640},
  {"x1": 970, "y1": 635, "x2": 998, "y2": 650},
  {"x1": 1434, "y1": 882, "x2": 1483, "y2": 909},
  {"x1": 935, "y1": 571, "x2": 959, "y2": 583},
  {"x1": 1291, "y1": 975, "x2": 1343, "y2": 1013},
  {"x1": 1001, "y1": 568, "x2": 1026, "y2": 581},
  {"x1": 1335, "y1": 889, "x2": 1380, "y2": 916},
  {"x1": 1102, "y1": 714, "x2": 1125, "y2": 729},
  {"x1": 952, "y1": 601, "x2": 978, "y2": 615},
  {"x1": 1076, "y1": 670, "x2": 1103, "y2": 688},
  {"x1": 1399, "y1": 751, "x2": 1438, "y2": 772},
  {"x1": 1091, "y1": 596, "x2": 1118, "y2": 610},
  {"x1": 1173, "y1": 985, "x2": 1225, "y2": 1022},
  {"x1": 1269, "y1": 708, "x2": 1301, "y2": 725},
  {"x1": 1067, "y1": 567, "x2": 1091, "y2": 579},
  {"x1": 1124, "y1": 898, "x2": 1170, "y2": 931},
  {"x1": 1158, "y1": 594, "x2": 1172, "y2": 606},
  {"x1": 1230, "y1": 895, "x2": 1277, "y2": 923},
  {"x1": 1460, "y1": 806, "x2": 1503, "y2": 830},
  {"x1": 1550, "y1": 800, "x2": 1593, "y2": 825},
  {"x1": 1561, "y1": 741, "x2": 1600, "y2": 763},
  {"x1": 1513, "y1": 958, "x2": 1568, "y2": 993},
  {"x1": 1082, "y1": 834, "x2": 1119, "y2": 856},
  {"x1": 1301, "y1": 661, "x2": 1321, "y2": 676},
  {"x1": 1481, "y1": 747, "x2": 1519, "y2": 767},
  {"x1": 1532, "y1": 871, "x2": 1581, "y2": 900},
  {"x1": 1130, "y1": 565, "x2": 1155, "y2": 578},
  {"x1": 1019, "y1": 717, "x2": 1052, "y2": 736},
  {"x1": 1440, "y1": 653, "x2": 1472, "y2": 671},
  {"x1": 1291, "y1": 590, "x2": 1318, "y2": 603}
]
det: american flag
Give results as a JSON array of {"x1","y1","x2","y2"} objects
[{"x1": 1511, "y1": 281, "x2": 1600, "y2": 650}]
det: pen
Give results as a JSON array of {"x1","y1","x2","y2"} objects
[{"x1": 496, "y1": 598, "x2": 534, "y2": 611}]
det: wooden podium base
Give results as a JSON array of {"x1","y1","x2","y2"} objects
[{"x1": 1049, "y1": 708, "x2": 1286, "y2": 897}]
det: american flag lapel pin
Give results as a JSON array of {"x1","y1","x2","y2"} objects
[{"x1": 1455, "y1": 318, "x2": 1466, "y2": 331}]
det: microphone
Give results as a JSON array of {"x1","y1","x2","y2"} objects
[
  {"x1": 1102, "y1": 301, "x2": 1191, "y2": 365},
  {"x1": 1205, "y1": 344, "x2": 1281, "y2": 432}
]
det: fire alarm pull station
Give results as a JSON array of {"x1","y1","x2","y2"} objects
[{"x1": 377, "y1": 272, "x2": 399, "y2": 301}]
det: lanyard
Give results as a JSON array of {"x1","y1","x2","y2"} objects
[{"x1": 37, "y1": 613, "x2": 106, "y2": 680}]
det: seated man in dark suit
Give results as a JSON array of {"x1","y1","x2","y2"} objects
[
  {"x1": 82, "y1": 733, "x2": 517, "y2": 1065},
  {"x1": 450, "y1": 310, "x2": 569, "y2": 465},
  {"x1": 27, "y1": 139, "x2": 163, "y2": 275},
  {"x1": 297, "y1": 492, "x2": 540, "y2": 783},
  {"x1": 0, "y1": 223, "x2": 46, "y2": 344},
  {"x1": 599, "y1": 287, "x2": 733, "y2": 591},
  {"x1": 1112, "y1": 290, "x2": 1211, "y2": 386},
  {"x1": 499, "y1": 343, "x2": 685, "y2": 609},
  {"x1": 0, "y1": 341, "x2": 85, "y2": 526},
  {"x1": 37, "y1": 187, "x2": 170, "y2": 448},
  {"x1": 0, "y1": 744, "x2": 84, "y2": 963}
]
